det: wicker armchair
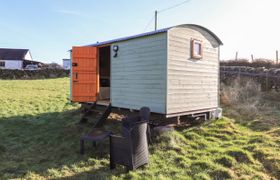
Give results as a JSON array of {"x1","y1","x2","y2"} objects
[
  {"x1": 122, "y1": 107, "x2": 152, "y2": 143},
  {"x1": 110, "y1": 121, "x2": 149, "y2": 170}
]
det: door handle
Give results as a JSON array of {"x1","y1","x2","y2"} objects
[
  {"x1": 73, "y1": 73, "x2": 78, "y2": 82},
  {"x1": 72, "y1": 63, "x2": 78, "y2": 67}
]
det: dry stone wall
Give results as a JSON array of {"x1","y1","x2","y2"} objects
[{"x1": 220, "y1": 66, "x2": 280, "y2": 91}]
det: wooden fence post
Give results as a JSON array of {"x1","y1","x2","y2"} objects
[
  {"x1": 238, "y1": 66, "x2": 241, "y2": 79},
  {"x1": 266, "y1": 71, "x2": 269, "y2": 91},
  {"x1": 276, "y1": 50, "x2": 278, "y2": 64}
]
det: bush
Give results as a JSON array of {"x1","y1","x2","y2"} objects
[
  {"x1": 221, "y1": 78, "x2": 261, "y2": 120},
  {"x1": 0, "y1": 69, "x2": 70, "y2": 79},
  {"x1": 221, "y1": 78, "x2": 261, "y2": 106}
]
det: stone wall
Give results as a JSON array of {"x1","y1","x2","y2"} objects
[
  {"x1": 1, "y1": 66, "x2": 279, "y2": 91},
  {"x1": 220, "y1": 66, "x2": 280, "y2": 91},
  {"x1": 0, "y1": 69, "x2": 70, "y2": 79}
]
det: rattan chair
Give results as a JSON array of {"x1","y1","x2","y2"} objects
[
  {"x1": 122, "y1": 107, "x2": 152, "y2": 143},
  {"x1": 110, "y1": 121, "x2": 149, "y2": 170}
]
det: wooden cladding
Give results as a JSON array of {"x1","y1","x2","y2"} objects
[{"x1": 71, "y1": 46, "x2": 98, "y2": 102}]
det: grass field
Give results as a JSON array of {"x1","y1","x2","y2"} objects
[{"x1": 0, "y1": 78, "x2": 279, "y2": 179}]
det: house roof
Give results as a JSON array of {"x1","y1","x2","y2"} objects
[
  {"x1": 0, "y1": 48, "x2": 29, "y2": 60},
  {"x1": 86, "y1": 24, "x2": 223, "y2": 47}
]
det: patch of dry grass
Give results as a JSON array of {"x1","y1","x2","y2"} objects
[{"x1": 220, "y1": 77, "x2": 280, "y2": 179}]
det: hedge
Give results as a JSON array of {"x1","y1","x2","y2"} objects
[{"x1": 0, "y1": 69, "x2": 70, "y2": 79}]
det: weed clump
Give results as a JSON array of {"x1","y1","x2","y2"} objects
[
  {"x1": 226, "y1": 148, "x2": 254, "y2": 163},
  {"x1": 248, "y1": 135, "x2": 267, "y2": 144},
  {"x1": 209, "y1": 167, "x2": 233, "y2": 179},
  {"x1": 221, "y1": 78, "x2": 261, "y2": 121},
  {"x1": 251, "y1": 147, "x2": 280, "y2": 178},
  {"x1": 190, "y1": 160, "x2": 233, "y2": 179},
  {"x1": 268, "y1": 128, "x2": 280, "y2": 137},
  {"x1": 193, "y1": 172, "x2": 211, "y2": 180},
  {"x1": 221, "y1": 78, "x2": 261, "y2": 106},
  {"x1": 214, "y1": 155, "x2": 236, "y2": 168},
  {"x1": 184, "y1": 131, "x2": 202, "y2": 141},
  {"x1": 157, "y1": 131, "x2": 187, "y2": 153},
  {"x1": 262, "y1": 157, "x2": 280, "y2": 179},
  {"x1": 190, "y1": 160, "x2": 214, "y2": 174},
  {"x1": 0, "y1": 145, "x2": 6, "y2": 153}
]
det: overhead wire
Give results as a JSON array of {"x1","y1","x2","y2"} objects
[
  {"x1": 143, "y1": 0, "x2": 192, "y2": 31},
  {"x1": 143, "y1": 16, "x2": 155, "y2": 31},
  {"x1": 158, "y1": 0, "x2": 191, "y2": 13}
]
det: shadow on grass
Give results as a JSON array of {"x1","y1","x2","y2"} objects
[{"x1": 0, "y1": 109, "x2": 127, "y2": 179}]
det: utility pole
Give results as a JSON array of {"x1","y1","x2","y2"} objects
[{"x1": 155, "y1": 10, "x2": 158, "y2": 31}]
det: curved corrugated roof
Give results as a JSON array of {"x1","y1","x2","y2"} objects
[
  {"x1": 86, "y1": 24, "x2": 223, "y2": 47},
  {"x1": 173, "y1": 24, "x2": 223, "y2": 45}
]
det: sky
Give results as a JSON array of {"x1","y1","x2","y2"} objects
[{"x1": 0, "y1": 0, "x2": 279, "y2": 64}]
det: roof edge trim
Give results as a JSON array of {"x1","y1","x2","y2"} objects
[
  {"x1": 171, "y1": 24, "x2": 223, "y2": 45},
  {"x1": 81, "y1": 24, "x2": 223, "y2": 47}
]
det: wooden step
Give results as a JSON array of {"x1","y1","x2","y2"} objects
[
  {"x1": 95, "y1": 103, "x2": 112, "y2": 128},
  {"x1": 88, "y1": 109, "x2": 103, "y2": 114},
  {"x1": 79, "y1": 103, "x2": 112, "y2": 127}
]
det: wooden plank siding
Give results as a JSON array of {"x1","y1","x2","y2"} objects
[
  {"x1": 111, "y1": 33, "x2": 168, "y2": 113},
  {"x1": 166, "y1": 25, "x2": 220, "y2": 115}
]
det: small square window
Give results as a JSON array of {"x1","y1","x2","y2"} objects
[
  {"x1": 0, "y1": 61, "x2": 5, "y2": 67},
  {"x1": 191, "y1": 39, "x2": 203, "y2": 59}
]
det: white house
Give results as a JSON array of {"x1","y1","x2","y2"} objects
[
  {"x1": 62, "y1": 59, "x2": 71, "y2": 69},
  {"x1": 0, "y1": 48, "x2": 37, "y2": 69}
]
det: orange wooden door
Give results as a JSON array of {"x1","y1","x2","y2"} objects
[{"x1": 71, "y1": 46, "x2": 98, "y2": 102}]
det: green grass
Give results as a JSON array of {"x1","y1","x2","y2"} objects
[{"x1": 0, "y1": 78, "x2": 279, "y2": 179}]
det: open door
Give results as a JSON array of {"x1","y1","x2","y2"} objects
[{"x1": 71, "y1": 46, "x2": 98, "y2": 102}]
